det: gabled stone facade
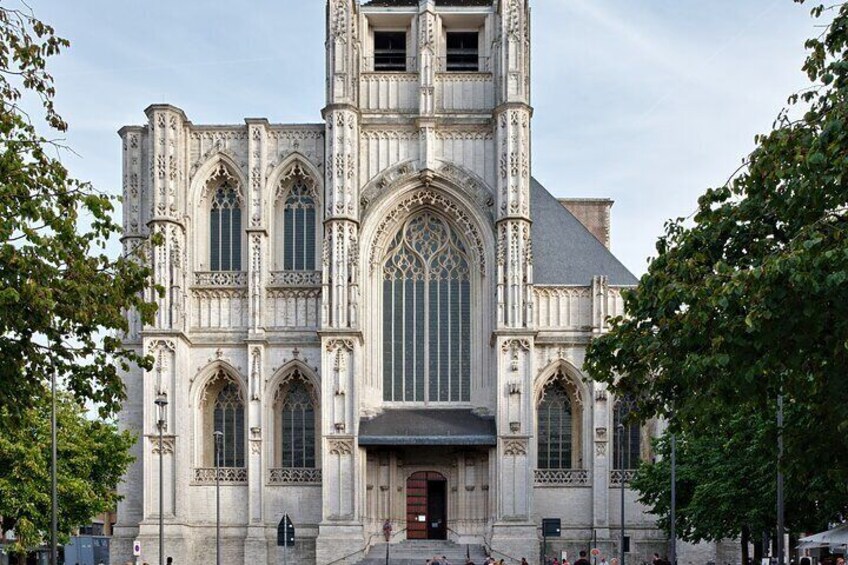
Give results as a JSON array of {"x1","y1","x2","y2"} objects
[{"x1": 112, "y1": 2, "x2": 670, "y2": 565}]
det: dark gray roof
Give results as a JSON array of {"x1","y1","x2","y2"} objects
[
  {"x1": 359, "y1": 409, "x2": 497, "y2": 446},
  {"x1": 530, "y1": 177, "x2": 638, "y2": 286}
]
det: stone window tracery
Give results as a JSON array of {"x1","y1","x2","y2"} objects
[
  {"x1": 382, "y1": 212, "x2": 471, "y2": 403},
  {"x1": 200, "y1": 371, "x2": 246, "y2": 469},
  {"x1": 537, "y1": 370, "x2": 582, "y2": 469},
  {"x1": 281, "y1": 180, "x2": 316, "y2": 270},
  {"x1": 210, "y1": 183, "x2": 242, "y2": 271},
  {"x1": 274, "y1": 371, "x2": 318, "y2": 469},
  {"x1": 613, "y1": 395, "x2": 641, "y2": 470}
]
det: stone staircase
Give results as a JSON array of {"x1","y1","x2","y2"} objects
[{"x1": 352, "y1": 539, "x2": 489, "y2": 565}]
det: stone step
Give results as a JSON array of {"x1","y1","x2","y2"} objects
[{"x1": 352, "y1": 542, "x2": 488, "y2": 565}]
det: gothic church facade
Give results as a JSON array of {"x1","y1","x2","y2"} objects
[{"x1": 113, "y1": 1, "x2": 666, "y2": 564}]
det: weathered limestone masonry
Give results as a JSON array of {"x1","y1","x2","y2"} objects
[{"x1": 111, "y1": 1, "x2": 688, "y2": 565}]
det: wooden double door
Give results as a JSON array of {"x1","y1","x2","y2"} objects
[{"x1": 406, "y1": 471, "x2": 447, "y2": 540}]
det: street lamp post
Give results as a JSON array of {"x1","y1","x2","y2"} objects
[
  {"x1": 155, "y1": 394, "x2": 169, "y2": 565},
  {"x1": 777, "y1": 394, "x2": 784, "y2": 565},
  {"x1": 51, "y1": 366, "x2": 58, "y2": 565},
  {"x1": 670, "y1": 433, "x2": 677, "y2": 565},
  {"x1": 214, "y1": 430, "x2": 224, "y2": 565},
  {"x1": 618, "y1": 423, "x2": 625, "y2": 565}
]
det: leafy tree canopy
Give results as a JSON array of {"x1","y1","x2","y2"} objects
[
  {"x1": 0, "y1": 392, "x2": 135, "y2": 555},
  {"x1": 0, "y1": 4, "x2": 157, "y2": 421},
  {"x1": 586, "y1": 0, "x2": 848, "y2": 538}
]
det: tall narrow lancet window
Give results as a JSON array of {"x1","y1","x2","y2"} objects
[
  {"x1": 537, "y1": 374, "x2": 575, "y2": 469},
  {"x1": 210, "y1": 183, "x2": 242, "y2": 271},
  {"x1": 282, "y1": 180, "x2": 316, "y2": 270},
  {"x1": 213, "y1": 380, "x2": 245, "y2": 468},
  {"x1": 278, "y1": 375, "x2": 317, "y2": 468},
  {"x1": 613, "y1": 396, "x2": 641, "y2": 470},
  {"x1": 382, "y1": 212, "x2": 471, "y2": 402}
]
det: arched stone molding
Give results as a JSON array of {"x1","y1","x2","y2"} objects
[
  {"x1": 190, "y1": 361, "x2": 248, "y2": 468},
  {"x1": 360, "y1": 176, "x2": 496, "y2": 407},
  {"x1": 264, "y1": 361, "x2": 322, "y2": 470},
  {"x1": 360, "y1": 161, "x2": 496, "y2": 224},
  {"x1": 362, "y1": 173, "x2": 495, "y2": 276},
  {"x1": 266, "y1": 153, "x2": 325, "y2": 271},
  {"x1": 533, "y1": 359, "x2": 591, "y2": 470},
  {"x1": 189, "y1": 154, "x2": 249, "y2": 272}
]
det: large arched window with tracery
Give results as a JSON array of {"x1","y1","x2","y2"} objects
[
  {"x1": 382, "y1": 212, "x2": 471, "y2": 403},
  {"x1": 281, "y1": 180, "x2": 316, "y2": 270},
  {"x1": 199, "y1": 371, "x2": 246, "y2": 471},
  {"x1": 214, "y1": 381, "x2": 245, "y2": 467},
  {"x1": 613, "y1": 396, "x2": 641, "y2": 470},
  {"x1": 210, "y1": 182, "x2": 242, "y2": 271},
  {"x1": 537, "y1": 375, "x2": 574, "y2": 469},
  {"x1": 276, "y1": 373, "x2": 317, "y2": 468}
]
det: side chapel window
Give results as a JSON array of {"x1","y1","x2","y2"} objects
[
  {"x1": 382, "y1": 212, "x2": 471, "y2": 403},
  {"x1": 281, "y1": 180, "x2": 316, "y2": 270},
  {"x1": 211, "y1": 379, "x2": 245, "y2": 468},
  {"x1": 277, "y1": 373, "x2": 317, "y2": 468},
  {"x1": 613, "y1": 396, "x2": 641, "y2": 470},
  {"x1": 210, "y1": 183, "x2": 242, "y2": 271},
  {"x1": 537, "y1": 372, "x2": 576, "y2": 469}
]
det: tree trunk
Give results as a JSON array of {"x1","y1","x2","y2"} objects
[
  {"x1": 742, "y1": 526, "x2": 751, "y2": 565},
  {"x1": 754, "y1": 538, "x2": 764, "y2": 563}
]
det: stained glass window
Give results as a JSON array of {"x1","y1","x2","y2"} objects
[
  {"x1": 537, "y1": 374, "x2": 574, "y2": 469},
  {"x1": 280, "y1": 376, "x2": 316, "y2": 468},
  {"x1": 210, "y1": 183, "x2": 242, "y2": 271},
  {"x1": 213, "y1": 380, "x2": 245, "y2": 468},
  {"x1": 281, "y1": 181, "x2": 316, "y2": 271},
  {"x1": 613, "y1": 396, "x2": 641, "y2": 470},
  {"x1": 382, "y1": 212, "x2": 471, "y2": 402}
]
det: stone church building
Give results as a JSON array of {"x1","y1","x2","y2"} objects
[{"x1": 112, "y1": 1, "x2": 677, "y2": 564}]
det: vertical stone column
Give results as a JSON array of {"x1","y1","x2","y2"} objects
[
  {"x1": 491, "y1": 0, "x2": 538, "y2": 561},
  {"x1": 592, "y1": 385, "x2": 611, "y2": 539},
  {"x1": 243, "y1": 119, "x2": 269, "y2": 565},
  {"x1": 417, "y1": 1, "x2": 437, "y2": 169},
  {"x1": 318, "y1": 2, "x2": 365, "y2": 563},
  {"x1": 145, "y1": 105, "x2": 188, "y2": 333}
]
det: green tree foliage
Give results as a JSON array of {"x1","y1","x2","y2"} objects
[
  {"x1": 586, "y1": 0, "x2": 848, "y2": 540},
  {"x1": 0, "y1": 4, "x2": 156, "y2": 420},
  {"x1": 0, "y1": 393, "x2": 135, "y2": 555}
]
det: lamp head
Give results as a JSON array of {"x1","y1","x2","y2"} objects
[
  {"x1": 213, "y1": 430, "x2": 224, "y2": 440},
  {"x1": 154, "y1": 393, "x2": 168, "y2": 408}
]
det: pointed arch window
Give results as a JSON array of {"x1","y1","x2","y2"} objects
[
  {"x1": 613, "y1": 396, "x2": 641, "y2": 470},
  {"x1": 210, "y1": 183, "x2": 242, "y2": 271},
  {"x1": 537, "y1": 374, "x2": 574, "y2": 469},
  {"x1": 213, "y1": 380, "x2": 245, "y2": 467},
  {"x1": 382, "y1": 212, "x2": 471, "y2": 403},
  {"x1": 276, "y1": 373, "x2": 318, "y2": 468},
  {"x1": 281, "y1": 180, "x2": 316, "y2": 270}
]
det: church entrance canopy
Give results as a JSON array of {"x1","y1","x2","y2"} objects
[{"x1": 358, "y1": 409, "x2": 496, "y2": 447}]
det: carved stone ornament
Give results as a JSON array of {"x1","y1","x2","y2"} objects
[
  {"x1": 200, "y1": 162, "x2": 244, "y2": 203},
  {"x1": 370, "y1": 189, "x2": 486, "y2": 274},
  {"x1": 328, "y1": 438, "x2": 353, "y2": 455},
  {"x1": 250, "y1": 439, "x2": 262, "y2": 455},
  {"x1": 503, "y1": 438, "x2": 527, "y2": 456},
  {"x1": 150, "y1": 435, "x2": 176, "y2": 455},
  {"x1": 595, "y1": 441, "x2": 607, "y2": 458}
]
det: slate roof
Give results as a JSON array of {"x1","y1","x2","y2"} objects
[
  {"x1": 530, "y1": 177, "x2": 638, "y2": 286},
  {"x1": 359, "y1": 409, "x2": 497, "y2": 446}
]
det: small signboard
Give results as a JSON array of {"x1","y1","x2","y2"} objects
[
  {"x1": 542, "y1": 518, "x2": 562, "y2": 537},
  {"x1": 132, "y1": 540, "x2": 141, "y2": 557}
]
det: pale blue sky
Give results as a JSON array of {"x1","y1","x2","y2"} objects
[{"x1": 38, "y1": 0, "x2": 818, "y2": 276}]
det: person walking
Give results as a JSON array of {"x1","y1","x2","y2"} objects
[
  {"x1": 383, "y1": 519, "x2": 393, "y2": 542},
  {"x1": 575, "y1": 550, "x2": 591, "y2": 565}
]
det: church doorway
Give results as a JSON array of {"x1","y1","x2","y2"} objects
[{"x1": 406, "y1": 471, "x2": 447, "y2": 540}]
